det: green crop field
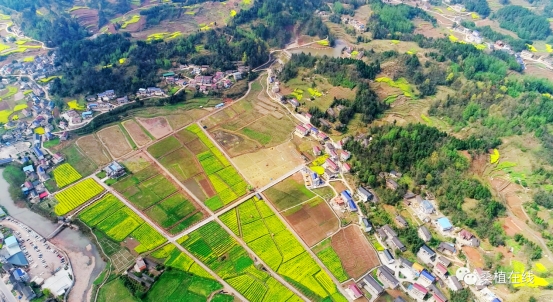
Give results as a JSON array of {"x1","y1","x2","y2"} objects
[
  {"x1": 144, "y1": 269, "x2": 222, "y2": 302},
  {"x1": 81, "y1": 196, "x2": 166, "y2": 253},
  {"x1": 119, "y1": 174, "x2": 178, "y2": 209},
  {"x1": 97, "y1": 278, "x2": 138, "y2": 302},
  {"x1": 79, "y1": 194, "x2": 124, "y2": 226},
  {"x1": 264, "y1": 176, "x2": 316, "y2": 210},
  {"x1": 147, "y1": 136, "x2": 182, "y2": 158},
  {"x1": 54, "y1": 179, "x2": 104, "y2": 215},
  {"x1": 145, "y1": 193, "x2": 199, "y2": 228},
  {"x1": 314, "y1": 239, "x2": 349, "y2": 282},
  {"x1": 154, "y1": 124, "x2": 249, "y2": 211},
  {"x1": 221, "y1": 197, "x2": 345, "y2": 301},
  {"x1": 179, "y1": 221, "x2": 301, "y2": 301},
  {"x1": 52, "y1": 163, "x2": 82, "y2": 188},
  {"x1": 168, "y1": 212, "x2": 204, "y2": 234},
  {"x1": 59, "y1": 144, "x2": 98, "y2": 176}
]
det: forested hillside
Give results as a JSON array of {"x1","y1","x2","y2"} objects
[{"x1": 494, "y1": 5, "x2": 551, "y2": 40}]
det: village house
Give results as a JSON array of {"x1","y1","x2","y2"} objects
[
  {"x1": 323, "y1": 168, "x2": 338, "y2": 180},
  {"x1": 362, "y1": 275, "x2": 384, "y2": 296},
  {"x1": 473, "y1": 268, "x2": 492, "y2": 286},
  {"x1": 383, "y1": 249, "x2": 395, "y2": 265},
  {"x1": 317, "y1": 132, "x2": 328, "y2": 141},
  {"x1": 417, "y1": 245, "x2": 436, "y2": 265},
  {"x1": 97, "y1": 90, "x2": 116, "y2": 101},
  {"x1": 458, "y1": 229, "x2": 480, "y2": 247},
  {"x1": 419, "y1": 269, "x2": 436, "y2": 286},
  {"x1": 409, "y1": 283, "x2": 428, "y2": 300},
  {"x1": 434, "y1": 262, "x2": 448, "y2": 278},
  {"x1": 429, "y1": 284, "x2": 448, "y2": 302},
  {"x1": 412, "y1": 262, "x2": 424, "y2": 274},
  {"x1": 104, "y1": 161, "x2": 126, "y2": 178},
  {"x1": 381, "y1": 225, "x2": 397, "y2": 239},
  {"x1": 341, "y1": 162, "x2": 351, "y2": 173},
  {"x1": 289, "y1": 98, "x2": 300, "y2": 107},
  {"x1": 377, "y1": 266, "x2": 399, "y2": 288},
  {"x1": 437, "y1": 242, "x2": 456, "y2": 255},
  {"x1": 312, "y1": 146, "x2": 321, "y2": 156},
  {"x1": 324, "y1": 158, "x2": 339, "y2": 173},
  {"x1": 395, "y1": 215, "x2": 408, "y2": 228},
  {"x1": 437, "y1": 256, "x2": 451, "y2": 268},
  {"x1": 346, "y1": 284, "x2": 363, "y2": 300},
  {"x1": 295, "y1": 125, "x2": 309, "y2": 137},
  {"x1": 399, "y1": 258, "x2": 418, "y2": 279},
  {"x1": 134, "y1": 257, "x2": 147, "y2": 272},
  {"x1": 418, "y1": 226, "x2": 432, "y2": 242},
  {"x1": 390, "y1": 237, "x2": 407, "y2": 252},
  {"x1": 377, "y1": 228, "x2": 388, "y2": 241},
  {"x1": 386, "y1": 179, "x2": 398, "y2": 190},
  {"x1": 420, "y1": 200, "x2": 435, "y2": 214},
  {"x1": 361, "y1": 218, "x2": 373, "y2": 232},
  {"x1": 328, "y1": 149, "x2": 338, "y2": 160},
  {"x1": 357, "y1": 186, "x2": 374, "y2": 202},
  {"x1": 340, "y1": 150, "x2": 350, "y2": 161},
  {"x1": 436, "y1": 217, "x2": 453, "y2": 232},
  {"x1": 448, "y1": 276, "x2": 464, "y2": 291}
]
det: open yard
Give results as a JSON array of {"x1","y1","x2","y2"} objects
[
  {"x1": 330, "y1": 226, "x2": 379, "y2": 279},
  {"x1": 282, "y1": 197, "x2": 339, "y2": 247},
  {"x1": 264, "y1": 172, "x2": 316, "y2": 211},
  {"x1": 137, "y1": 117, "x2": 172, "y2": 139},
  {"x1": 122, "y1": 119, "x2": 152, "y2": 146},
  {"x1": 232, "y1": 141, "x2": 305, "y2": 188},
  {"x1": 97, "y1": 125, "x2": 133, "y2": 158},
  {"x1": 75, "y1": 134, "x2": 112, "y2": 166}
]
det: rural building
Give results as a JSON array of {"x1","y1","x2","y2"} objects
[
  {"x1": 419, "y1": 270, "x2": 436, "y2": 285},
  {"x1": 429, "y1": 284, "x2": 448, "y2": 302},
  {"x1": 104, "y1": 161, "x2": 126, "y2": 178},
  {"x1": 390, "y1": 237, "x2": 406, "y2": 252},
  {"x1": 437, "y1": 256, "x2": 451, "y2": 267},
  {"x1": 418, "y1": 226, "x2": 432, "y2": 242},
  {"x1": 362, "y1": 275, "x2": 384, "y2": 296},
  {"x1": 13, "y1": 268, "x2": 29, "y2": 282},
  {"x1": 361, "y1": 218, "x2": 373, "y2": 232},
  {"x1": 317, "y1": 132, "x2": 328, "y2": 141},
  {"x1": 383, "y1": 249, "x2": 395, "y2": 264},
  {"x1": 340, "y1": 150, "x2": 350, "y2": 161},
  {"x1": 420, "y1": 200, "x2": 434, "y2": 214},
  {"x1": 437, "y1": 217, "x2": 453, "y2": 232},
  {"x1": 357, "y1": 187, "x2": 373, "y2": 202},
  {"x1": 404, "y1": 192, "x2": 415, "y2": 200},
  {"x1": 377, "y1": 266, "x2": 399, "y2": 288},
  {"x1": 395, "y1": 215, "x2": 408, "y2": 228},
  {"x1": 347, "y1": 199, "x2": 358, "y2": 212},
  {"x1": 33, "y1": 146, "x2": 44, "y2": 160},
  {"x1": 437, "y1": 242, "x2": 456, "y2": 255},
  {"x1": 474, "y1": 268, "x2": 492, "y2": 286},
  {"x1": 412, "y1": 262, "x2": 424, "y2": 273},
  {"x1": 377, "y1": 228, "x2": 388, "y2": 241},
  {"x1": 37, "y1": 166, "x2": 50, "y2": 182},
  {"x1": 347, "y1": 284, "x2": 363, "y2": 300},
  {"x1": 289, "y1": 98, "x2": 300, "y2": 107},
  {"x1": 448, "y1": 276, "x2": 464, "y2": 291},
  {"x1": 458, "y1": 229, "x2": 480, "y2": 247},
  {"x1": 324, "y1": 159, "x2": 339, "y2": 173},
  {"x1": 81, "y1": 111, "x2": 93, "y2": 119},
  {"x1": 394, "y1": 297, "x2": 407, "y2": 302},
  {"x1": 328, "y1": 149, "x2": 338, "y2": 160},
  {"x1": 399, "y1": 258, "x2": 418, "y2": 279},
  {"x1": 42, "y1": 270, "x2": 73, "y2": 297},
  {"x1": 382, "y1": 225, "x2": 397, "y2": 238},
  {"x1": 313, "y1": 146, "x2": 321, "y2": 156},
  {"x1": 134, "y1": 257, "x2": 147, "y2": 272},
  {"x1": 386, "y1": 179, "x2": 398, "y2": 190},
  {"x1": 417, "y1": 245, "x2": 436, "y2": 265},
  {"x1": 341, "y1": 162, "x2": 351, "y2": 173},
  {"x1": 295, "y1": 125, "x2": 309, "y2": 137},
  {"x1": 323, "y1": 169, "x2": 338, "y2": 180},
  {"x1": 434, "y1": 262, "x2": 448, "y2": 278},
  {"x1": 409, "y1": 283, "x2": 428, "y2": 299}
]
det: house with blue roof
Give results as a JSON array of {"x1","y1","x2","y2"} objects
[
  {"x1": 420, "y1": 200, "x2": 434, "y2": 214},
  {"x1": 347, "y1": 199, "x2": 358, "y2": 212},
  {"x1": 33, "y1": 146, "x2": 44, "y2": 160},
  {"x1": 0, "y1": 158, "x2": 13, "y2": 165},
  {"x1": 23, "y1": 165, "x2": 34, "y2": 174},
  {"x1": 82, "y1": 111, "x2": 93, "y2": 119},
  {"x1": 437, "y1": 217, "x2": 453, "y2": 232},
  {"x1": 420, "y1": 269, "x2": 436, "y2": 284},
  {"x1": 104, "y1": 161, "x2": 126, "y2": 178}
]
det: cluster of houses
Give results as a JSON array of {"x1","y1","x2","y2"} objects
[
  {"x1": 340, "y1": 16, "x2": 366, "y2": 32},
  {"x1": 20, "y1": 149, "x2": 65, "y2": 203},
  {"x1": 0, "y1": 54, "x2": 59, "y2": 85},
  {"x1": 343, "y1": 46, "x2": 365, "y2": 60}
]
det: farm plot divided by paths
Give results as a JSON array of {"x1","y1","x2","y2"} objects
[
  {"x1": 177, "y1": 221, "x2": 302, "y2": 302},
  {"x1": 148, "y1": 124, "x2": 249, "y2": 211},
  {"x1": 219, "y1": 197, "x2": 347, "y2": 302},
  {"x1": 122, "y1": 119, "x2": 152, "y2": 147},
  {"x1": 137, "y1": 117, "x2": 172, "y2": 139},
  {"x1": 327, "y1": 226, "x2": 380, "y2": 280},
  {"x1": 282, "y1": 197, "x2": 339, "y2": 247},
  {"x1": 97, "y1": 125, "x2": 134, "y2": 158},
  {"x1": 78, "y1": 193, "x2": 167, "y2": 253},
  {"x1": 54, "y1": 178, "x2": 104, "y2": 215},
  {"x1": 112, "y1": 162, "x2": 206, "y2": 234},
  {"x1": 264, "y1": 172, "x2": 316, "y2": 211},
  {"x1": 312, "y1": 239, "x2": 350, "y2": 283}
]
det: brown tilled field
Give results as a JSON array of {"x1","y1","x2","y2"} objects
[
  {"x1": 137, "y1": 117, "x2": 172, "y2": 138},
  {"x1": 70, "y1": 8, "x2": 99, "y2": 33},
  {"x1": 462, "y1": 246, "x2": 485, "y2": 268},
  {"x1": 97, "y1": 125, "x2": 133, "y2": 158},
  {"x1": 283, "y1": 198, "x2": 339, "y2": 247},
  {"x1": 331, "y1": 226, "x2": 380, "y2": 279},
  {"x1": 75, "y1": 134, "x2": 112, "y2": 165},
  {"x1": 123, "y1": 119, "x2": 152, "y2": 147}
]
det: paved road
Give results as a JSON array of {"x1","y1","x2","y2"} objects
[{"x1": 0, "y1": 277, "x2": 17, "y2": 302}]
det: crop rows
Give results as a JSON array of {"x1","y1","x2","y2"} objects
[
  {"x1": 79, "y1": 195, "x2": 166, "y2": 253},
  {"x1": 316, "y1": 245, "x2": 349, "y2": 282},
  {"x1": 132, "y1": 223, "x2": 167, "y2": 253},
  {"x1": 79, "y1": 194, "x2": 124, "y2": 226},
  {"x1": 55, "y1": 178, "x2": 104, "y2": 215},
  {"x1": 220, "y1": 197, "x2": 345, "y2": 301},
  {"x1": 219, "y1": 210, "x2": 240, "y2": 236},
  {"x1": 179, "y1": 221, "x2": 300, "y2": 301},
  {"x1": 52, "y1": 163, "x2": 82, "y2": 188}
]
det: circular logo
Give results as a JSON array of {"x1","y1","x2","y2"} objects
[{"x1": 463, "y1": 273, "x2": 478, "y2": 285}]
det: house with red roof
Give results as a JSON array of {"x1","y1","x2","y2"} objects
[{"x1": 409, "y1": 283, "x2": 428, "y2": 300}]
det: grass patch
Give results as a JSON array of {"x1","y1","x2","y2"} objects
[{"x1": 264, "y1": 176, "x2": 316, "y2": 210}]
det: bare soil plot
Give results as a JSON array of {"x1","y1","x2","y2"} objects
[
  {"x1": 283, "y1": 198, "x2": 339, "y2": 247},
  {"x1": 123, "y1": 119, "x2": 152, "y2": 147},
  {"x1": 233, "y1": 141, "x2": 305, "y2": 188},
  {"x1": 329, "y1": 180, "x2": 348, "y2": 194},
  {"x1": 75, "y1": 134, "x2": 112, "y2": 165},
  {"x1": 137, "y1": 117, "x2": 172, "y2": 139},
  {"x1": 70, "y1": 8, "x2": 99, "y2": 33},
  {"x1": 331, "y1": 226, "x2": 379, "y2": 279},
  {"x1": 210, "y1": 130, "x2": 259, "y2": 157},
  {"x1": 97, "y1": 125, "x2": 133, "y2": 158},
  {"x1": 462, "y1": 246, "x2": 485, "y2": 268}
]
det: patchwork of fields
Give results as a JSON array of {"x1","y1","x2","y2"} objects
[
  {"x1": 178, "y1": 221, "x2": 302, "y2": 302},
  {"x1": 78, "y1": 194, "x2": 166, "y2": 253},
  {"x1": 220, "y1": 197, "x2": 347, "y2": 301},
  {"x1": 54, "y1": 178, "x2": 104, "y2": 215},
  {"x1": 148, "y1": 124, "x2": 249, "y2": 211},
  {"x1": 112, "y1": 161, "x2": 205, "y2": 234}
]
